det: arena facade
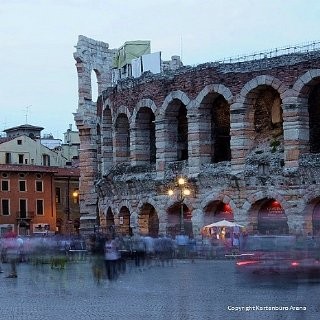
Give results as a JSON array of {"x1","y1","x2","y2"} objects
[{"x1": 73, "y1": 36, "x2": 320, "y2": 237}]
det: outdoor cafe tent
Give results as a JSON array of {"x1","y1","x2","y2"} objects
[{"x1": 203, "y1": 219, "x2": 244, "y2": 229}]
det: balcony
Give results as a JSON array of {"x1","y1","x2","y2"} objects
[{"x1": 16, "y1": 211, "x2": 35, "y2": 220}]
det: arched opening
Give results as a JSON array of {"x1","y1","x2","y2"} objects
[
  {"x1": 91, "y1": 69, "x2": 99, "y2": 102},
  {"x1": 312, "y1": 201, "x2": 320, "y2": 236},
  {"x1": 165, "y1": 99, "x2": 188, "y2": 162},
  {"x1": 256, "y1": 199, "x2": 288, "y2": 235},
  {"x1": 245, "y1": 85, "x2": 283, "y2": 154},
  {"x1": 106, "y1": 207, "x2": 115, "y2": 235},
  {"x1": 199, "y1": 93, "x2": 231, "y2": 163},
  {"x1": 102, "y1": 106, "x2": 113, "y2": 171},
  {"x1": 135, "y1": 108, "x2": 156, "y2": 164},
  {"x1": 308, "y1": 83, "x2": 320, "y2": 153},
  {"x1": 114, "y1": 114, "x2": 130, "y2": 164},
  {"x1": 118, "y1": 206, "x2": 130, "y2": 236},
  {"x1": 138, "y1": 203, "x2": 159, "y2": 237},
  {"x1": 253, "y1": 86, "x2": 283, "y2": 144},
  {"x1": 204, "y1": 201, "x2": 234, "y2": 226},
  {"x1": 167, "y1": 202, "x2": 192, "y2": 237}
]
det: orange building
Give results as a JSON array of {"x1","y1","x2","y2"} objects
[{"x1": 0, "y1": 164, "x2": 57, "y2": 236}]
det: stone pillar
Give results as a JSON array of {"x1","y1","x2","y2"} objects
[
  {"x1": 155, "y1": 118, "x2": 166, "y2": 179},
  {"x1": 191, "y1": 209, "x2": 203, "y2": 238},
  {"x1": 282, "y1": 102, "x2": 309, "y2": 168},
  {"x1": 187, "y1": 113, "x2": 203, "y2": 176},
  {"x1": 230, "y1": 102, "x2": 251, "y2": 173}
]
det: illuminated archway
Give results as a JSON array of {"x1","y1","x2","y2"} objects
[
  {"x1": 257, "y1": 199, "x2": 288, "y2": 235},
  {"x1": 167, "y1": 202, "x2": 192, "y2": 237},
  {"x1": 204, "y1": 200, "x2": 233, "y2": 225}
]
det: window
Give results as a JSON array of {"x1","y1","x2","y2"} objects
[
  {"x1": 17, "y1": 140, "x2": 22, "y2": 145},
  {"x1": 42, "y1": 154, "x2": 50, "y2": 166},
  {"x1": 1, "y1": 180, "x2": 9, "y2": 191},
  {"x1": 1, "y1": 199, "x2": 10, "y2": 216},
  {"x1": 55, "y1": 187, "x2": 61, "y2": 204},
  {"x1": 36, "y1": 181, "x2": 43, "y2": 192},
  {"x1": 18, "y1": 154, "x2": 24, "y2": 164},
  {"x1": 19, "y1": 180, "x2": 26, "y2": 192},
  {"x1": 36, "y1": 199, "x2": 44, "y2": 215},
  {"x1": 5, "y1": 153, "x2": 11, "y2": 164},
  {"x1": 19, "y1": 199, "x2": 27, "y2": 218},
  {"x1": 1, "y1": 173, "x2": 8, "y2": 178}
]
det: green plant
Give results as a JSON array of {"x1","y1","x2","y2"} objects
[{"x1": 270, "y1": 140, "x2": 280, "y2": 153}]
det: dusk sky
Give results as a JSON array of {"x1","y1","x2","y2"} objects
[{"x1": 1, "y1": 0, "x2": 319, "y2": 139}]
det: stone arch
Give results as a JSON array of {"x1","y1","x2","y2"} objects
[
  {"x1": 166, "y1": 200, "x2": 193, "y2": 238},
  {"x1": 239, "y1": 75, "x2": 287, "y2": 101},
  {"x1": 74, "y1": 36, "x2": 114, "y2": 102},
  {"x1": 131, "y1": 99, "x2": 157, "y2": 127},
  {"x1": 232, "y1": 75, "x2": 286, "y2": 170},
  {"x1": 137, "y1": 202, "x2": 159, "y2": 237},
  {"x1": 194, "y1": 84, "x2": 233, "y2": 164},
  {"x1": 112, "y1": 105, "x2": 131, "y2": 125},
  {"x1": 103, "y1": 207, "x2": 115, "y2": 234},
  {"x1": 291, "y1": 69, "x2": 320, "y2": 98},
  {"x1": 91, "y1": 68, "x2": 101, "y2": 102},
  {"x1": 131, "y1": 99, "x2": 157, "y2": 165},
  {"x1": 156, "y1": 90, "x2": 190, "y2": 117},
  {"x1": 302, "y1": 187, "x2": 320, "y2": 235},
  {"x1": 117, "y1": 205, "x2": 131, "y2": 236},
  {"x1": 158, "y1": 92, "x2": 190, "y2": 162},
  {"x1": 292, "y1": 70, "x2": 320, "y2": 153},
  {"x1": 246, "y1": 191, "x2": 289, "y2": 234},
  {"x1": 246, "y1": 190, "x2": 288, "y2": 210},
  {"x1": 201, "y1": 192, "x2": 236, "y2": 212},
  {"x1": 136, "y1": 197, "x2": 161, "y2": 214},
  {"x1": 195, "y1": 84, "x2": 233, "y2": 106}
]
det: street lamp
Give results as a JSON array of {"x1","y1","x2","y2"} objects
[{"x1": 168, "y1": 177, "x2": 190, "y2": 234}]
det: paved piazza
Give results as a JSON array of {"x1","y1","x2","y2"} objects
[{"x1": 0, "y1": 259, "x2": 319, "y2": 320}]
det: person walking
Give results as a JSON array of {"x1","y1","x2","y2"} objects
[
  {"x1": 3, "y1": 233, "x2": 20, "y2": 278},
  {"x1": 104, "y1": 234, "x2": 120, "y2": 281}
]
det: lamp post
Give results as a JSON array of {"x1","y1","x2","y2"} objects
[{"x1": 168, "y1": 177, "x2": 190, "y2": 235}]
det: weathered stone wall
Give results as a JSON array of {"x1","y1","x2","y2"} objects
[
  {"x1": 73, "y1": 36, "x2": 116, "y2": 216},
  {"x1": 74, "y1": 36, "x2": 320, "y2": 235}
]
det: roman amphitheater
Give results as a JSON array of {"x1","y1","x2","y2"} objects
[{"x1": 73, "y1": 36, "x2": 320, "y2": 237}]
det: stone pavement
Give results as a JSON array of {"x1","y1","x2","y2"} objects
[
  {"x1": 1, "y1": 259, "x2": 320, "y2": 320},
  {"x1": 0, "y1": 259, "x2": 219, "y2": 320}
]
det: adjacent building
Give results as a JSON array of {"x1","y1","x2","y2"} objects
[{"x1": 0, "y1": 124, "x2": 80, "y2": 236}]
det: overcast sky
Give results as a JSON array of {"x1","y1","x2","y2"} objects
[{"x1": 1, "y1": 0, "x2": 319, "y2": 139}]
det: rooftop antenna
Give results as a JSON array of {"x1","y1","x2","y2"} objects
[
  {"x1": 25, "y1": 105, "x2": 32, "y2": 124},
  {"x1": 180, "y1": 35, "x2": 183, "y2": 61}
]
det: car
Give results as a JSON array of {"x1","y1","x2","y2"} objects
[
  {"x1": 236, "y1": 235, "x2": 320, "y2": 278},
  {"x1": 236, "y1": 235, "x2": 296, "y2": 275}
]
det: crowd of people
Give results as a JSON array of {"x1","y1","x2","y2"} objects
[{"x1": 0, "y1": 227, "x2": 248, "y2": 281}]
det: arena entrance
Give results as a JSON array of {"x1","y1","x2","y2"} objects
[
  {"x1": 204, "y1": 201, "x2": 234, "y2": 226},
  {"x1": 167, "y1": 203, "x2": 192, "y2": 237},
  {"x1": 138, "y1": 203, "x2": 159, "y2": 237},
  {"x1": 118, "y1": 206, "x2": 131, "y2": 236},
  {"x1": 312, "y1": 202, "x2": 320, "y2": 236},
  {"x1": 256, "y1": 198, "x2": 288, "y2": 235}
]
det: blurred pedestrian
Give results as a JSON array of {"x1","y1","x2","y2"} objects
[
  {"x1": 104, "y1": 234, "x2": 120, "y2": 280},
  {"x1": 3, "y1": 232, "x2": 20, "y2": 278}
]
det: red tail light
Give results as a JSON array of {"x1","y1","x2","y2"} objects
[
  {"x1": 291, "y1": 261, "x2": 299, "y2": 267},
  {"x1": 236, "y1": 260, "x2": 259, "y2": 266}
]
